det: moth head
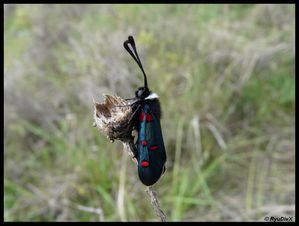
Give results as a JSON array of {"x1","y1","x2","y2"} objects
[{"x1": 135, "y1": 87, "x2": 150, "y2": 99}]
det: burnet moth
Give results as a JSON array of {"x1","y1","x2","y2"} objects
[{"x1": 117, "y1": 36, "x2": 167, "y2": 186}]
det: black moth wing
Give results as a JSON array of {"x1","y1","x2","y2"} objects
[{"x1": 136, "y1": 99, "x2": 167, "y2": 186}]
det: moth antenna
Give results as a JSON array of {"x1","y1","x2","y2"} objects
[{"x1": 124, "y1": 36, "x2": 148, "y2": 88}]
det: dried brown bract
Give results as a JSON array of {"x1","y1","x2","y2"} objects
[{"x1": 93, "y1": 94, "x2": 133, "y2": 143}]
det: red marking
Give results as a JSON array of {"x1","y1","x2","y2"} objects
[
  {"x1": 146, "y1": 114, "x2": 154, "y2": 122},
  {"x1": 150, "y1": 145, "x2": 159, "y2": 151},
  {"x1": 141, "y1": 160, "x2": 149, "y2": 168},
  {"x1": 141, "y1": 140, "x2": 148, "y2": 146},
  {"x1": 140, "y1": 111, "x2": 145, "y2": 121}
]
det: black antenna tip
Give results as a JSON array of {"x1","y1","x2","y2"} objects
[{"x1": 128, "y1": 36, "x2": 134, "y2": 42}]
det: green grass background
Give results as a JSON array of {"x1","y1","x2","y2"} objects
[{"x1": 4, "y1": 4, "x2": 295, "y2": 221}]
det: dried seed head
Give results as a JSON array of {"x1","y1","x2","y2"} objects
[{"x1": 93, "y1": 94, "x2": 133, "y2": 142}]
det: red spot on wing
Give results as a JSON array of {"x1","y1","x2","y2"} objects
[
  {"x1": 146, "y1": 114, "x2": 154, "y2": 122},
  {"x1": 140, "y1": 111, "x2": 145, "y2": 121},
  {"x1": 141, "y1": 160, "x2": 149, "y2": 168},
  {"x1": 150, "y1": 145, "x2": 159, "y2": 151},
  {"x1": 141, "y1": 140, "x2": 148, "y2": 146}
]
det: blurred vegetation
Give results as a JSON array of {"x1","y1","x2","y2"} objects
[{"x1": 4, "y1": 4, "x2": 295, "y2": 221}]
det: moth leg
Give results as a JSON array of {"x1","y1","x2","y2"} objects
[
  {"x1": 129, "y1": 137, "x2": 138, "y2": 159},
  {"x1": 113, "y1": 104, "x2": 141, "y2": 131},
  {"x1": 127, "y1": 104, "x2": 142, "y2": 125},
  {"x1": 125, "y1": 97, "x2": 135, "y2": 101}
]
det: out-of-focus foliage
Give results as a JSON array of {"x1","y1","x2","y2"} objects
[{"x1": 4, "y1": 4, "x2": 295, "y2": 221}]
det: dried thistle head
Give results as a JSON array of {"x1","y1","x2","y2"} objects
[{"x1": 93, "y1": 94, "x2": 133, "y2": 142}]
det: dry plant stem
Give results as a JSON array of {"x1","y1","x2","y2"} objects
[
  {"x1": 146, "y1": 186, "x2": 167, "y2": 222},
  {"x1": 93, "y1": 94, "x2": 166, "y2": 222}
]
